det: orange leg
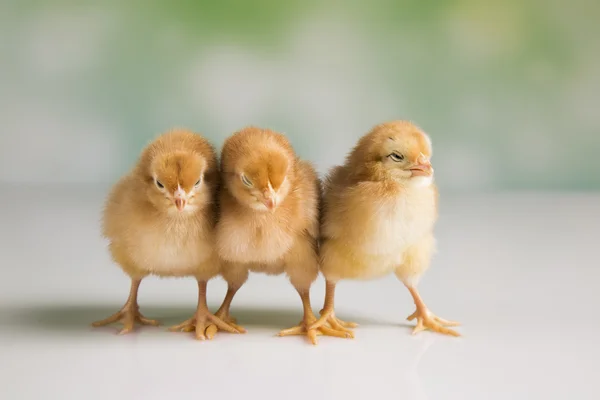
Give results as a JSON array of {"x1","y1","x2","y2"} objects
[
  {"x1": 169, "y1": 281, "x2": 245, "y2": 340},
  {"x1": 405, "y1": 285, "x2": 460, "y2": 337},
  {"x1": 92, "y1": 279, "x2": 159, "y2": 335},
  {"x1": 204, "y1": 285, "x2": 247, "y2": 338},
  {"x1": 308, "y1": 281, "x2": 357, "y2": 339}
]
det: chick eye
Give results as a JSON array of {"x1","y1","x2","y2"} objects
[
  {"x1": 195, "y1": 178, "x2": 202, "y2": 187},
  {"x1": 155, "y1": 180, "x2": 165, "y2": 189},
  {"x1": 388, "y1": 153, "x2": 404, "y2": 162},
  {"x1": 241, "y1": 174, "x2": 253, "y2": 187}
]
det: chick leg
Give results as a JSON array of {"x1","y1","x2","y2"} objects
[
  {"x1": 405, "y1": 285, "x2": 460, "y2": 337},
  {"x1": 169, "y1": 280, "x2": 244, "y2": 340},
  {"x1": 277, "y1": 289, "x2": 352, "y2": 345},
  {"x1": 308, "y1": 281, "x2": 357, "y2": 337},
  {"x1": 91, "y1": 278, "x2": 159, "y2": 335},
  {"x1": 204, "y1": 285, "x2": 247, "y2": 338}
]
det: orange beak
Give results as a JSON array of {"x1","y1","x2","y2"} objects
[
  {"x1": 174, "y1": 197, "x2": 186, "y2": 211},
  {"x1": 263, "y1": 196, "x2": 276, "y2": 210},
  {"x1": 262, "y1": 188, "x2": 277, "y2": 210},
  {"x1": 409, "y1": 162, "x2": 433, "y2": 177}
]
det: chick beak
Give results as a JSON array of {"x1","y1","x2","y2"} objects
[
  {"x1": 409, "y1": 162, "x2": 433, "y2": 177},
  {"x1": 174, "y1": 198, "x2": 186, "y2": 211},
  {"x1": 173, "y1": 189, "x2": 187, "y2": 211},
  {"x1": 262, "y1": 198, "x2": 273, "y2": 210},
  {"x1": 262, "y1": 189, "x2": 277, "y2": 211}
]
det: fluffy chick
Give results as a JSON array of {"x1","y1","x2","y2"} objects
[
  {"x1": 210, "y1": 126, "x2": 349, "y2": 344},
  {"x1": 92, "y1": 129, "x2": 242, "y2": 339},
  {"x1": 311, "y1": 121, "x2": 461, "y2": 337}
]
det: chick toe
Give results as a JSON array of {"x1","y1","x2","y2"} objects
[
  {"x1": 170, "y1": 310, "x2": 243, "y2": 340},
  {"x1": 212, "y1": 310, "x2": 247, "y2": 334},
  {"x1": 137, "y1": 315, "x2": 161, "y2": 326},
  {"x1": 168, "y1": 318, "x2": 194, "y2": 332},
  {"x1": 318, "y1": 309, "x2": 358, "y2": 328},
  {"x1": 277, "y1": 321, "x2": 320, "y2": 345},
  {"x1": 309, "y1": 282, "x2": 356, "y2": 339},
  {"x1": 205, "y1": 324, "x2": 218, "y2": 340},
  {"x1": 92, "y1": 305, "x2": 159, "y2": 335},
  {"x1": 408, "y1": 309, "x2": 461, "y2": 337},
  {"x1": 278, "y1": 289, "x2": 353, "y2": 344},
  {"x1": 91, "y1": 311, "x2": 123, "y2": 327},
  {"x1": 310, "y1": 310, "x2": 355, "y2": 339}
]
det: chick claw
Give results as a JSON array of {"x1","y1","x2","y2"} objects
[
  {"x1": 407, "y1": 309, "x2": 461, "y2": 337},
  {"x1": 92, "y1": 307, "x2": 159, "y2": 335},
  {"x1": 169, "y1": 311, "x2": 244, "y2": 341}
]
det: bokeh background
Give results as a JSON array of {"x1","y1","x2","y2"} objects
[{"x1": 1, "y1": 0, "x2": 598, "y2": 191}]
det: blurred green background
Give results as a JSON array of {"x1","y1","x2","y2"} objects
[{"x1": 1, "y1": 0, "x2": 598, "y2": 191}]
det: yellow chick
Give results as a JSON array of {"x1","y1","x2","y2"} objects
[
  {"x1": 311, "y1": 121, "x2": 461, "y2": 337},
  {"x1": 209, "y1": 126, "x2": 349, "y2": 344},
  {"x1": 92, "y1": 129, "x2": 242, "y2": 339}
]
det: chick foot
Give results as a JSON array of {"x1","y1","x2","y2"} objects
[
  {"x1": 204, "y1": 310, "x2": 247, "y2": 339},
  {"x1": 307, "y1": 281, "x2": 356, "y2": 340},
  {"x1": 319, "y1": 308, "x2": 359, "y2": 329},
  {"x1": 406, "y1": 286, "x2": 460, "y2": 337},
  {"x1": 278, "y1": 288, "x2": 352, "y2": 345},
  {"x1": 169, "y1": 280, "x2": 244, "y2": 340},
  {"x1": 91, "y1": 279, "x2": 159, "y2": 335},
  {"x1": 204, "y1": 286, "x2": 247, "y2": 337},
  {"x1": 278, "y1": 313, "x2": 352, "y2": 345},
  {"x1": 309, "y1": 309, "x2": 356, "y2": 339},
  {"x1": 406, "y1": 309, "x2": 460, "y2": 336},
  {"x1": 92, "y1": 306, "x2": 159, "y2": 335},
  {"x1": 169, "y1": 310, "x2": 242, "y2": 340}
]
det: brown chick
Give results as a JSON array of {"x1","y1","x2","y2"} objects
[
  {"x1": 311, "y1": 121, "x2": 461, "y2": 337},
  {"x1": 209, "y1": 126, "x2": 350, "y2": 345},
  {"x1": 92, "y1": 129, "x2": 242, "y2": 339}
]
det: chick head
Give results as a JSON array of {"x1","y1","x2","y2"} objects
[
  {"x1": 349, "y1": 121, "x2": 434, "y2": 187},
  {"x1": 221, "y1": 127, "x2": 294, "y2": 212},
  {"x1": 139, "y1": 130, "x2": 217, "y2": 215}
]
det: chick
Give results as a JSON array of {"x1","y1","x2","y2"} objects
[
  {"x1": 311, "y1": 121, "x2": 460, "y2": 337},
  {"x1": 92, "y1": 129, "x2": 242, "y2": 339},
  {"x1": 210, "y1": 126, "x2": 349, "y2": 344}
]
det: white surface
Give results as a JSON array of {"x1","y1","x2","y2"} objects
[{"x1": 0, "y1": 186, "x2": 599, "y2": 400}]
